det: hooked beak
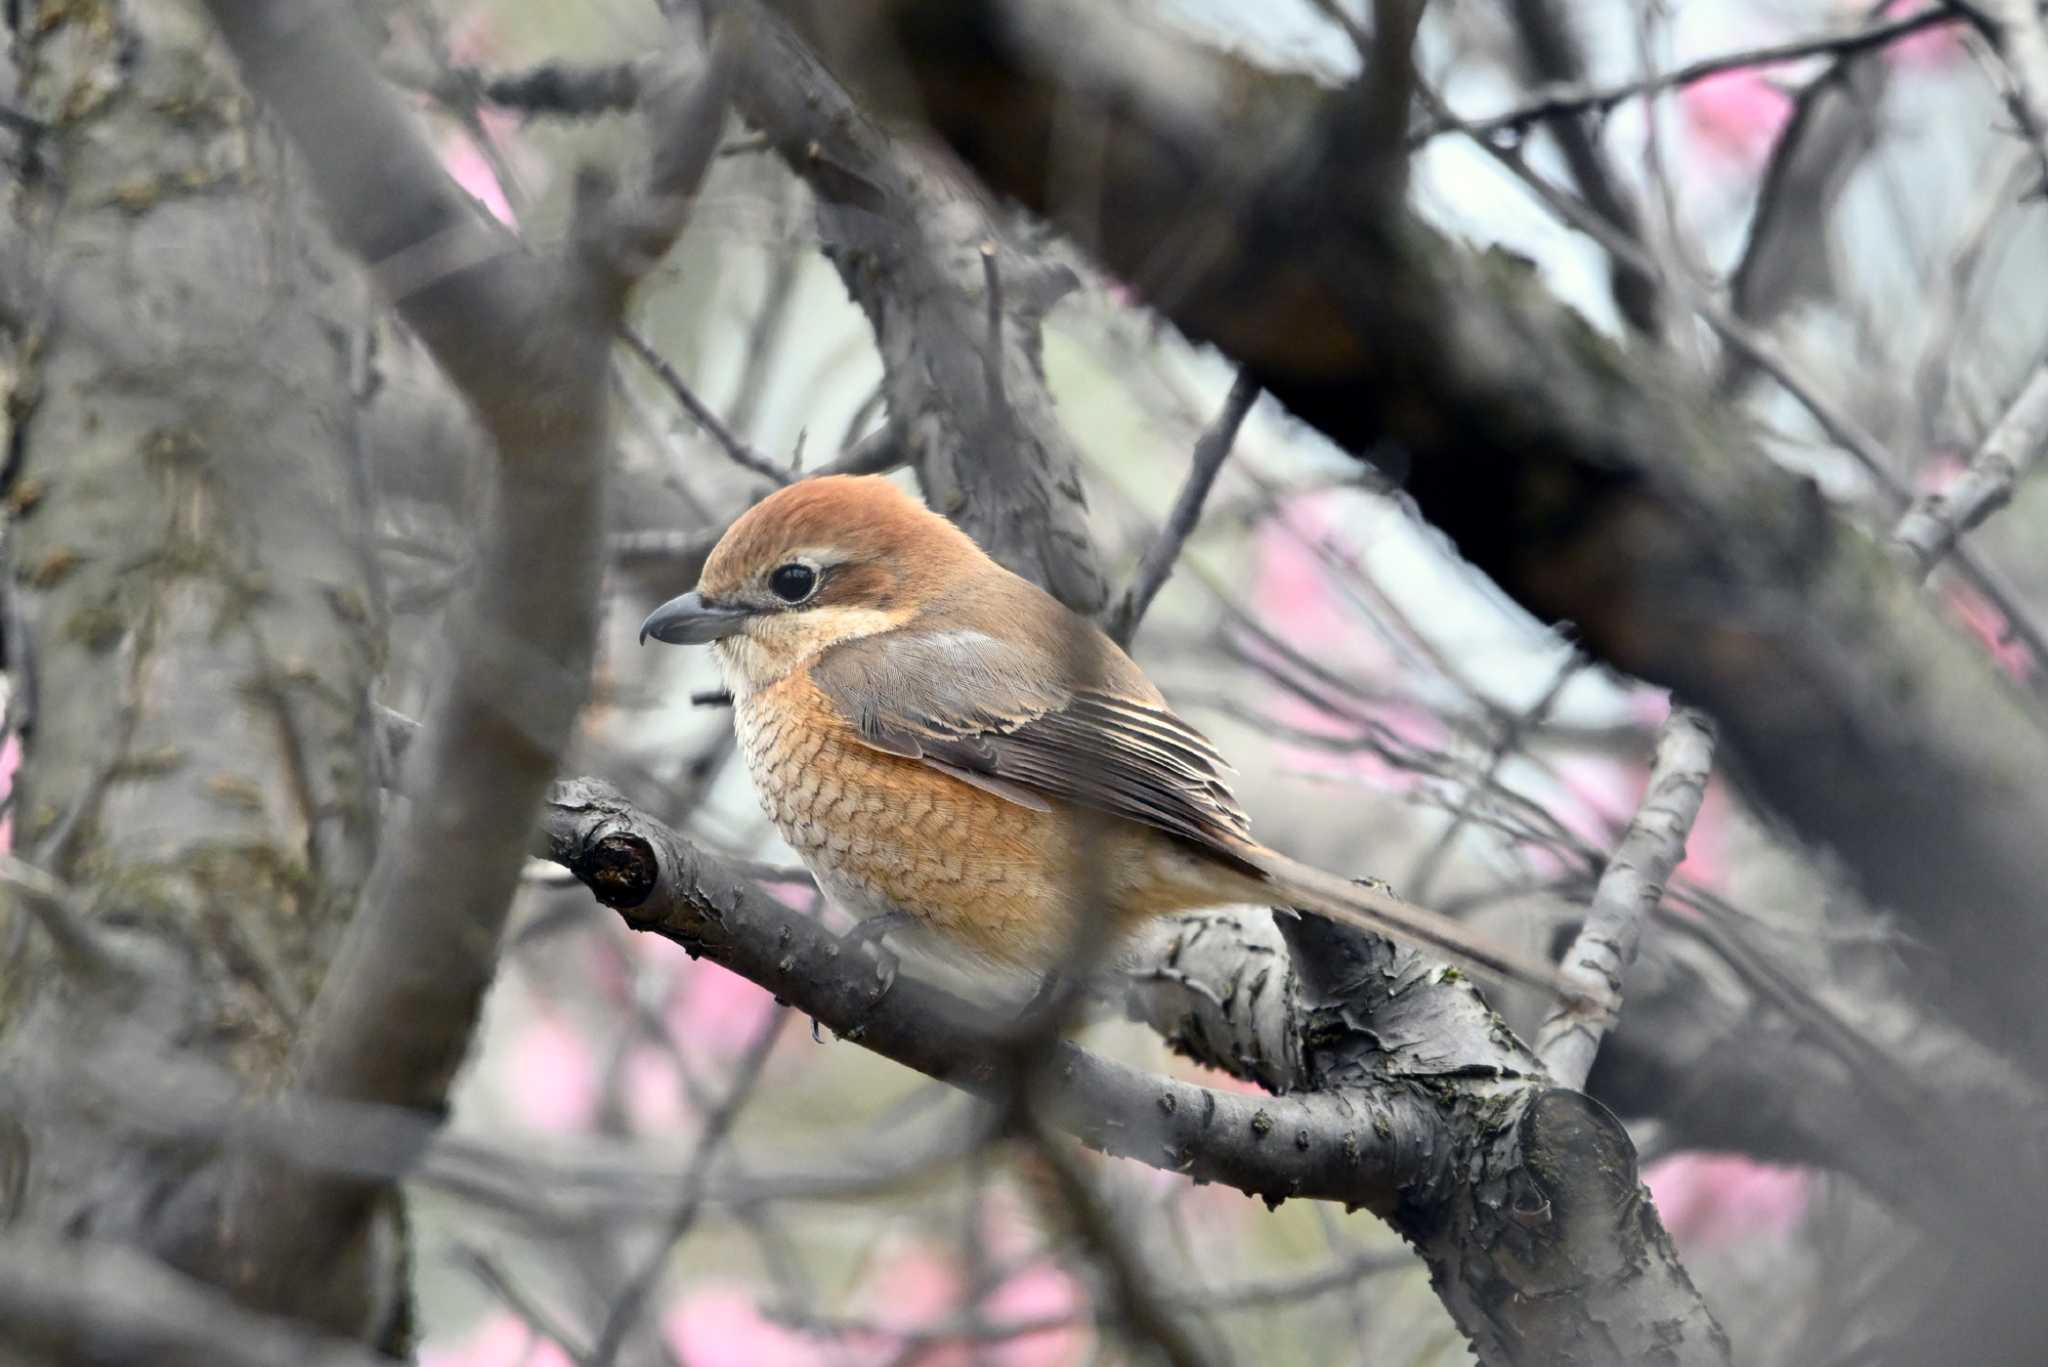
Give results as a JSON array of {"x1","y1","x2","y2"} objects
[{"x1": 639, "y1": 592, "x2": 750, "y2": 646}]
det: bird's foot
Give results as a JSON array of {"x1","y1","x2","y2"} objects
[
  {"x1": 1012, "y1": 970, "x2": 1074, "y2": 1033},
  {"x1": 840, "y1": 909, "x2": 912, "y2": 957},
  {"x1": 838, "y1": 911, "x2": 912, "y2": 1040}
]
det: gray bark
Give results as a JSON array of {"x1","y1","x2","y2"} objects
[{"x1": 0, "y1": 0, "x2": 392, "y2": 1340}]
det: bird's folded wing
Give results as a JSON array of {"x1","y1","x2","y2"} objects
[{"x1": 809, "y1": 625, "x2": 1256, "y2": 863}]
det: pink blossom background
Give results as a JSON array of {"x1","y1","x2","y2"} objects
[
  {"x1": 1246, "y1": 493, "x2": 1810, "y2": 1256},
  {"x1": 385, "y1": 1, "x2": 2028, "y2": 1358}
]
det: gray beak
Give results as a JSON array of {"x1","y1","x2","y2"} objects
[{"x1": 639, "y1": 592, "x2": 750, "y2": 645}]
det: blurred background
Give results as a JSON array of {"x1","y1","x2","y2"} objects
[
  {"x1": 16, "y1": 0, "x2": 2047, "y2": 1361},
  {"x1": 316, "y1": 1, "x2": 2048, "y2": 1362}
]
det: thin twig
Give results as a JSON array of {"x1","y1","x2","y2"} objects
[
  {"x1": 1536, "y1": 708, "x2": 1714, "y2": 1089},
  {"x1": 452, "y1": 1243, "x2": 594, "y2": 1367},
  {"x1": 1909, "y1": 156, "x2": 2028, "y2": 425},
  {"x1": 725, "y1": 192, "x2": 805, "y2": 437},
  {"x1": 405, "y1": 0, "x2": 530, "y2": 223},
  {"x1": 1505, "y1": 0, "x2": 1658, "y2": 333},
  {"x1": 1406, "y1": 657, "x2": 1584, "y2": 904},
  {"x1": 1979, "y1": 0, "x2": 2048, "y2": 183},
  {"x1": 1432, "y1": 87, "x2": 2048, "y2": 682},
  {"x1": 621, "y1": 325, "x2": 794, "y2": 486},
  {"x1": 587, "y1": 1004, "x2": 790, "y2": 1367},
  {"x1": 605, "y1": 422, "x2": 906, "y2": 570},
  {"x1": 0, "y1": 855, "x2": 128, "y2": 983},
  {"x1": 1893, "y1": 362, "x2": 2048, "y2": 578},
  {"x1": 772, "y1": 1246, "x2": 1410, "y2": 1344},
  {"x1": 466, "y1": 60, "x2": 643, "y2": 117},
  {"x1": 1105, "y1": 369, "x2": 1260, "y2": 646},
  {"x1": 1017, "y1": 1120, "x2": 1221, "y2": 1367},
  {"x1": 1411, "y1": 5, "x2": 1963, "y2": 146}
]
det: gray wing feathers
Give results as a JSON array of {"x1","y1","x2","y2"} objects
[{"x1": 811, "y1": 627, "x2": 1255, "y2": 857}]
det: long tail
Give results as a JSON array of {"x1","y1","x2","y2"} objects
[{"x1": 1229, "y1": 839, "x2": 1581, "y2": 1001}]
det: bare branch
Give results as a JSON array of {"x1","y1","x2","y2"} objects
[
  {"x1": 1434, "y1": 96, "x2": 2048, "y2": 684},
  {"x1": 459, "y1": 60, "x2": 645, "y2": 117},
  {"x1": 979, "y1": 241, "x2": 1008, "y2": 414},
  {"x1": 711, "y1": 0, "x2": 1109, "y2": 611},
  {"x1": 1718, "y1": 43, "x2": 1889, "y2": 394},
  {"x1": 1358, "y1": 0, "x2": 1426, "y2": 211},
  {"x1": 1536, "y1": 708, "x2": 1714, "y2": 1088},
  {"x1": 450, "y1": 1245, "x2": 593, "y2": 1367},
  {"x1": 1105, "y1": 369, "x2": 1261, "y2": 647},
  {"x1": 588, "y1": 1005, "x2": 789, "y2": 1367},
  {"x1": 775, "y1": 1246, "x2": 1409, "y2": 1343},
  {"x1": 1017, "y1": 1120, "x2": 1221, "y2": 1367},
  {"x1": 604, "y1": 422, "x2": 908, "y2": 574},
  {"x1": 543, "y1": 775, "x2": 1730, "y2": 1362},
  {"x1": 0, "y1": 854, "x2": 128, "y2": 984},
  {"x1": 1980, "y1": 0, "x2": 2048, "y2": 181},
  {"x1": 2, "y1": 1036, "x2": 989, "y2": 1234},
  {"x1": 197, "y1": 0, "x2": 726, "y2": 1323},
  {"x1": 622, "y1": 324, "x2": 794, "y2": 486},
  {"x1": 0, "y1": 1233, "x2": 394, "y2": 1367},
  {"x1": 1413, "y1": 6, "x2": 1962, "y2": 145},
  {"x1": 1504, "y1": 0, "x2": 1658, "y2": 332},
  {"x1": 1893, "y1": 362, "x2": 2048, "y2": 578},
  {"x1": 539, "y1": 777, "x2": 1418, "y2": 1205}
]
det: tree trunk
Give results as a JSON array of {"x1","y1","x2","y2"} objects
[{"x1": 0, "y1": 0, "x2": 392, "y2": 1344}]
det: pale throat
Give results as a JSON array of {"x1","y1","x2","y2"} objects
[{"x1": 713, "y1": 602, "x2": 911, "y2": 698}]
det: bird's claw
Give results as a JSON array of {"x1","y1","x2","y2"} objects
[
  {"x1": 869, "y1": 942, "x2": 900, "y2": 998},
  {"x1": 1013, "y1": 970, "x2": 1071, "y2": 1031},
  {"x1": 839, "y1": 912, "x2": 909, "y2": 1040}
]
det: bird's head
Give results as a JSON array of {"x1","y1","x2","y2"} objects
[{"x1": 639, "y1": 474, "x2": 986, "y2": 693}]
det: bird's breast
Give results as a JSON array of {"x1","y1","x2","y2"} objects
[{"x1": 731, "y1": 670, "x2": 1187, "y2": 972}]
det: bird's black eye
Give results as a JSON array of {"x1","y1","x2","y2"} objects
[{"x1": 768, "y1": 563, "x2": 817, "y2": 604}]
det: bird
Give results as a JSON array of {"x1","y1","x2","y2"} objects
[{"x1": 639, "y1": 474, "x2": 1576, "y2": 1001}]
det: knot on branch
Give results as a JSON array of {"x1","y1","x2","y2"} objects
[
  {"x1": 1499, "y1": 1088, "x2": 1644, "y2": 1285},
  {"x1": 579, "y1": 830, "x2": 657, "y2": 910},
  {"x1": 543, "y1": 777, "x2": 660, "y2": 910}
]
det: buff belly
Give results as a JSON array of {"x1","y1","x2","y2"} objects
[{"x1": 732, "y1": 676, "x2": 1208, "y2": 973}]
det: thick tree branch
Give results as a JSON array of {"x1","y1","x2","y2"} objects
[
  {"x1": 706, "y1": 0, "x2": 1109, "y2": 613},
  {"x1": 197, "y1": 1, "x2": 725, "y2": 1329},
  {"x1": 1273, "y1": 911, "x2": 1726, "y2": 1364},
  {"x1": 541, "y1": 777, "x2": 1729, "y2": 1365},
  {"x1": 1588, "y1": 907, "x2": 2048, "y2": 1246},
  {"x1": 1120, "y1": 881, "x2": 2048, "y2": 1313},
  {"x1": 1536, "y1": 708, "x2": 1713, "y2": 1088},
  {"x1": 2, "y1": 0, "x2": 392, "y2": 1339},
  {"x1": 1718, "y1": 37, "x2": 1889, "y2": 395},
  {"x1": 759, "y1": 0, "x2": 2048, "y2": 1079},
  {"x1": 0, "y1": 1233, "x2": 394, "y2": 1367},
  {"x1": 539, "y1": 778, "x2": 1420, "y2": 1206}
]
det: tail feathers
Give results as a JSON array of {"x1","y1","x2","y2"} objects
[{"x1": 1233, "y1": 841, "x2": 1579, "y2": 1001}]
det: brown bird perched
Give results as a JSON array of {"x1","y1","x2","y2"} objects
[{"x1": 641, "y1": 475, "x2": 1573, "y2": 999}]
